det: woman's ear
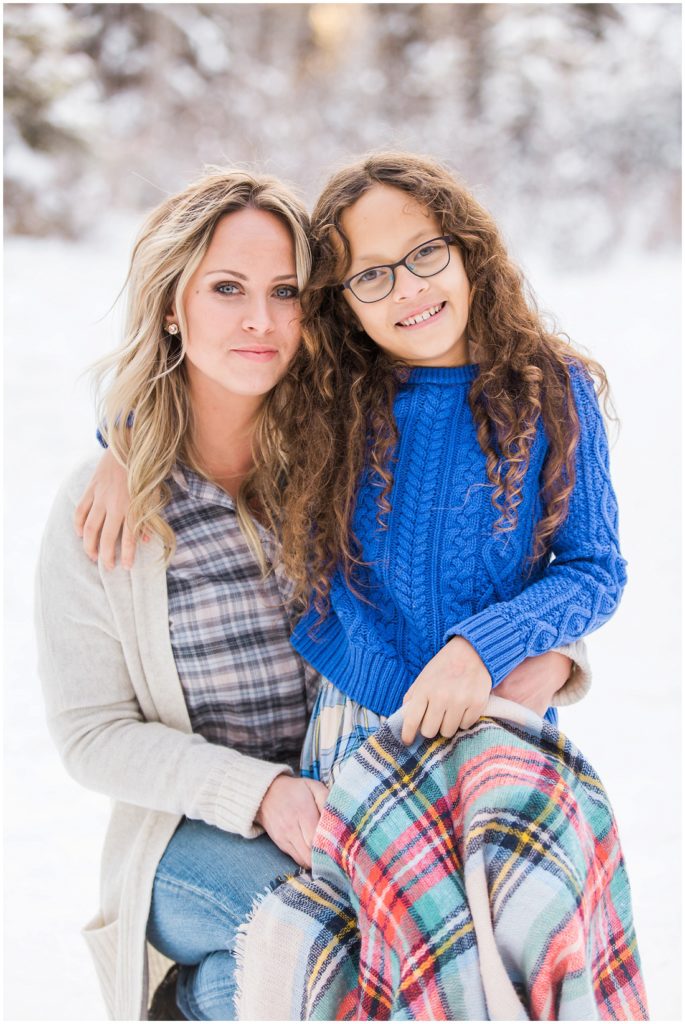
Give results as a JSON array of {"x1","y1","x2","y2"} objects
[
  {"x1": 164, "y1": 303, "x2": 178, "y2": 327},
  {"x1": 164, "y1": 304, "x2": 180, "y2": 336}
]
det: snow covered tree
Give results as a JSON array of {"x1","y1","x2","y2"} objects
[{"x1": 4, "y1": 2, "x2": 680, "y2": 260}]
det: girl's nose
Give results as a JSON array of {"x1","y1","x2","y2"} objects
[{"x1": 392, "y1": 264, "x2": 429, "y2": 303}]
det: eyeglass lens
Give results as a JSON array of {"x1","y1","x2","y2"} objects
[{"x1": 349, "y1": 237, "x2": 451, "y2": 302}]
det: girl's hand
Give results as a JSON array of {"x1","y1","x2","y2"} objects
[
  {"x1": 73, "y1": 450, "x2": 137, "y2": 570},
  {"x1": 401, "y1": 637, "x2": 491, "y2": 745},
  {"x1": 495, "y1": 651, "x2": 571, "y2": 716},
  {"x1": 255, "y1": 774, "x2": 329, "y2": 869}
]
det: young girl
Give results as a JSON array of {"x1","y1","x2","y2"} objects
[{"x1": 270, "y1": 151, "x2": 625, "y2": 784}]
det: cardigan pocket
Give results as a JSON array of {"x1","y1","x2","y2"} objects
[{"x1": 82, "y1": 912, "x2": 119, "y2": 1019}]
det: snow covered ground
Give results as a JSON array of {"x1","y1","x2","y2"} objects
[{"x1": 4, "y1": 217, "x2": 681, "y2": 1020}]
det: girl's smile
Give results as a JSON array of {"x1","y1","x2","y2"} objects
[
  {"x1": 340, "y1": 184, "x2": 471, "y2": 368},
  {"x1": 396, "y1": 300, "x2": 447, "y2": 329}
]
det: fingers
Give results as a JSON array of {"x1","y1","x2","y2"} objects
[
  {"x1": 296, "y1": 806, "x2": 319, "y2": 847},
  {"x1": 286, "y1": 835, "x2": 312, "y2": 870},
  {"x1": 73, "y1": 450, "x2": 133, "y2": 567},
  {"x1": 260, "y1": 777, "x2": 325, "y2": 870},
  {"x1": 402, "y1": 697, "x2": 487, "y2": 745},
  {"x1": 439, "y1": 705, "x2": 464, "y2": 738},
  {"x1": 89, "y1": 511, "x2": 134, "y2": 571},
  {"x1": 401, "y1": 642, "x2": 492, "y2": 746},
  {"x1": 418, "y1": 701, "x2": 445, "y2": 740},
  {"x1": 306, "y1": 779, "x2": 330, "y2": 815},
  {"x1": 459, "y1": 703, "x2": 484, "y2": 731},
  {"x1": 401, "y1": 695, "x2": 428, "y2": 745},
  {"x1": 81, "y1": 504, "x2": 106, "y2": 563},
  {"x1": 279, "y1": 835, "x2": 310, "y2": 870},
  {"x1": 298, "y1": 782, "x2": 328, "y2": 851},
  {"x1": 120, "y1": 520, "x2": 138, "y2": 570},
  {"x1": 401, "y1": 682, "x2": 416, "y2": 705},
  {"x1": 73, "y1": 488, "x2": 94, "y2": 537},
  {"x1": 79, "y1": 508, "x2": 137, "y2": 573},
  {"x1": 99, "y1": 513, "x2": 123, "y2": 572}
]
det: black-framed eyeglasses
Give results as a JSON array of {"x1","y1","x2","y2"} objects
[{"x1": 341, "y1": 235, "x2": 457, "y2": 303}]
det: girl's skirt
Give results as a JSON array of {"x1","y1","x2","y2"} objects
[{"x1": 300, "y1": 677, "x2": 388, "y2": 787}]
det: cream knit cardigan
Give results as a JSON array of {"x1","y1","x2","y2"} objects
[
  {"x1": 35, "y1": 461, "x2": 592, "y2": 1021},
  {"x1": 34, "y1": 462, "x2": 295, "y2": 1020}
]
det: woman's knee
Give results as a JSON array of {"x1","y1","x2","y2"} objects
[
  {"x1": 177, "y1": 952, "x2": 238, "y2": 1022},
  {"x1": 147, "y1": 819, "x2": 297, "y2": 963}
]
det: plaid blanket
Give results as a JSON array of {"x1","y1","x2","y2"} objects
[{"x1": 235, "y1": 696, "x2": 648, "y2": 1020}]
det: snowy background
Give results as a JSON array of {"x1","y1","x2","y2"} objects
[{"x1": 4, "y1": 3, "x2": 682, "y2": 1021}]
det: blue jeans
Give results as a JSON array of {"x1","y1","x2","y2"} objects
[{"x1": 146, "y1": 818, "x2": 298, "y2": 1020}]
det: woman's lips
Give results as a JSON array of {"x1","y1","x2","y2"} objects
[{"x1": 231, "y1": 348, "x2": 279, "y2": 362}]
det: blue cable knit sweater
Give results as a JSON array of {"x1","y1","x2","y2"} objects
[{"x1": 291, "y1": 362, "x2": 627, "y2": 717}]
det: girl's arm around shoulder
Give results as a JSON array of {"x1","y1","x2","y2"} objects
[
  {"x1": 35, "y1": 461, "x2": 291, "y2": 839},
  {"x1": 74, "y1": 447, "x2": 138, "y2": 570},
  {"x1": 446, "y1": 362, "x2": 627, "y2": 686}
]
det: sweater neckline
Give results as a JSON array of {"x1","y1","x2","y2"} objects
[{"x1": 404, "y1": 363, "x2": 479, "y2": 385}]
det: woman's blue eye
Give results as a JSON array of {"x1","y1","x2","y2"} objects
[
  {"x1": 216, "y1": 282, "x2": 241, "y2": 295},
  {"x1": 274, "y1": 285, "x2": 299, "y2": 300}
]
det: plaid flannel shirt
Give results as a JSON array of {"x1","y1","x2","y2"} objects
[{"x1": 165, "y1": 464, "x2": 319, "y2": 770}]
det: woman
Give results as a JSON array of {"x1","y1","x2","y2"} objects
[
  {"x1": 35, "y1": 169, "x2": 332, "y2": 1021},
  {"x1": 38, "y1": 166, "x2": 587, "y2": 1021}
]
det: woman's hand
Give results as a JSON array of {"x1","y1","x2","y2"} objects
[
  {"x1": 401, "y1": 637, "x2": 491, "y2": 745},
  {"x1": 255, "y1": 774, "x2": 329, "y2": 869},
  {"x1": 495, "y1": 651, "x2": 572, "y2": 716},
  {"x1": 73, "y1": 449, "x2": 138, "y2": 570}
]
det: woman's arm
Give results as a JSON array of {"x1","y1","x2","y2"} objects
[
  {"x1": 495, "y1": 640, "x2": 592, "y2": 713},
  {"x1": 36, "y1": 466, "x2": 326, "y2": 858}
]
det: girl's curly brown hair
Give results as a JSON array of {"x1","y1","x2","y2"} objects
[{"x1": 259, "y1": 151, "x2": 610, "y2": 616}]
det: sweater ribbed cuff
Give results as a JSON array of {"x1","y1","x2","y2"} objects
[
  {"x1": 445, "y1": 611, "x2": 527, "y2": 686},
  {"x1": 196, "y1": 753, "x2": 293, "y2": 839}
]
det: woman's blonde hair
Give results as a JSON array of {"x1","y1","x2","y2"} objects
[
  {"x1": 266, "y1": 151, "x2": 610, "y2": 614},
  {"x1": 94, "y1": 167, "x2": 310, "y2": 562}
]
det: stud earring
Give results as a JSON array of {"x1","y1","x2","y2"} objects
[{"x1": 167, "y1": 323, "x2": 179, "y2": 335}]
